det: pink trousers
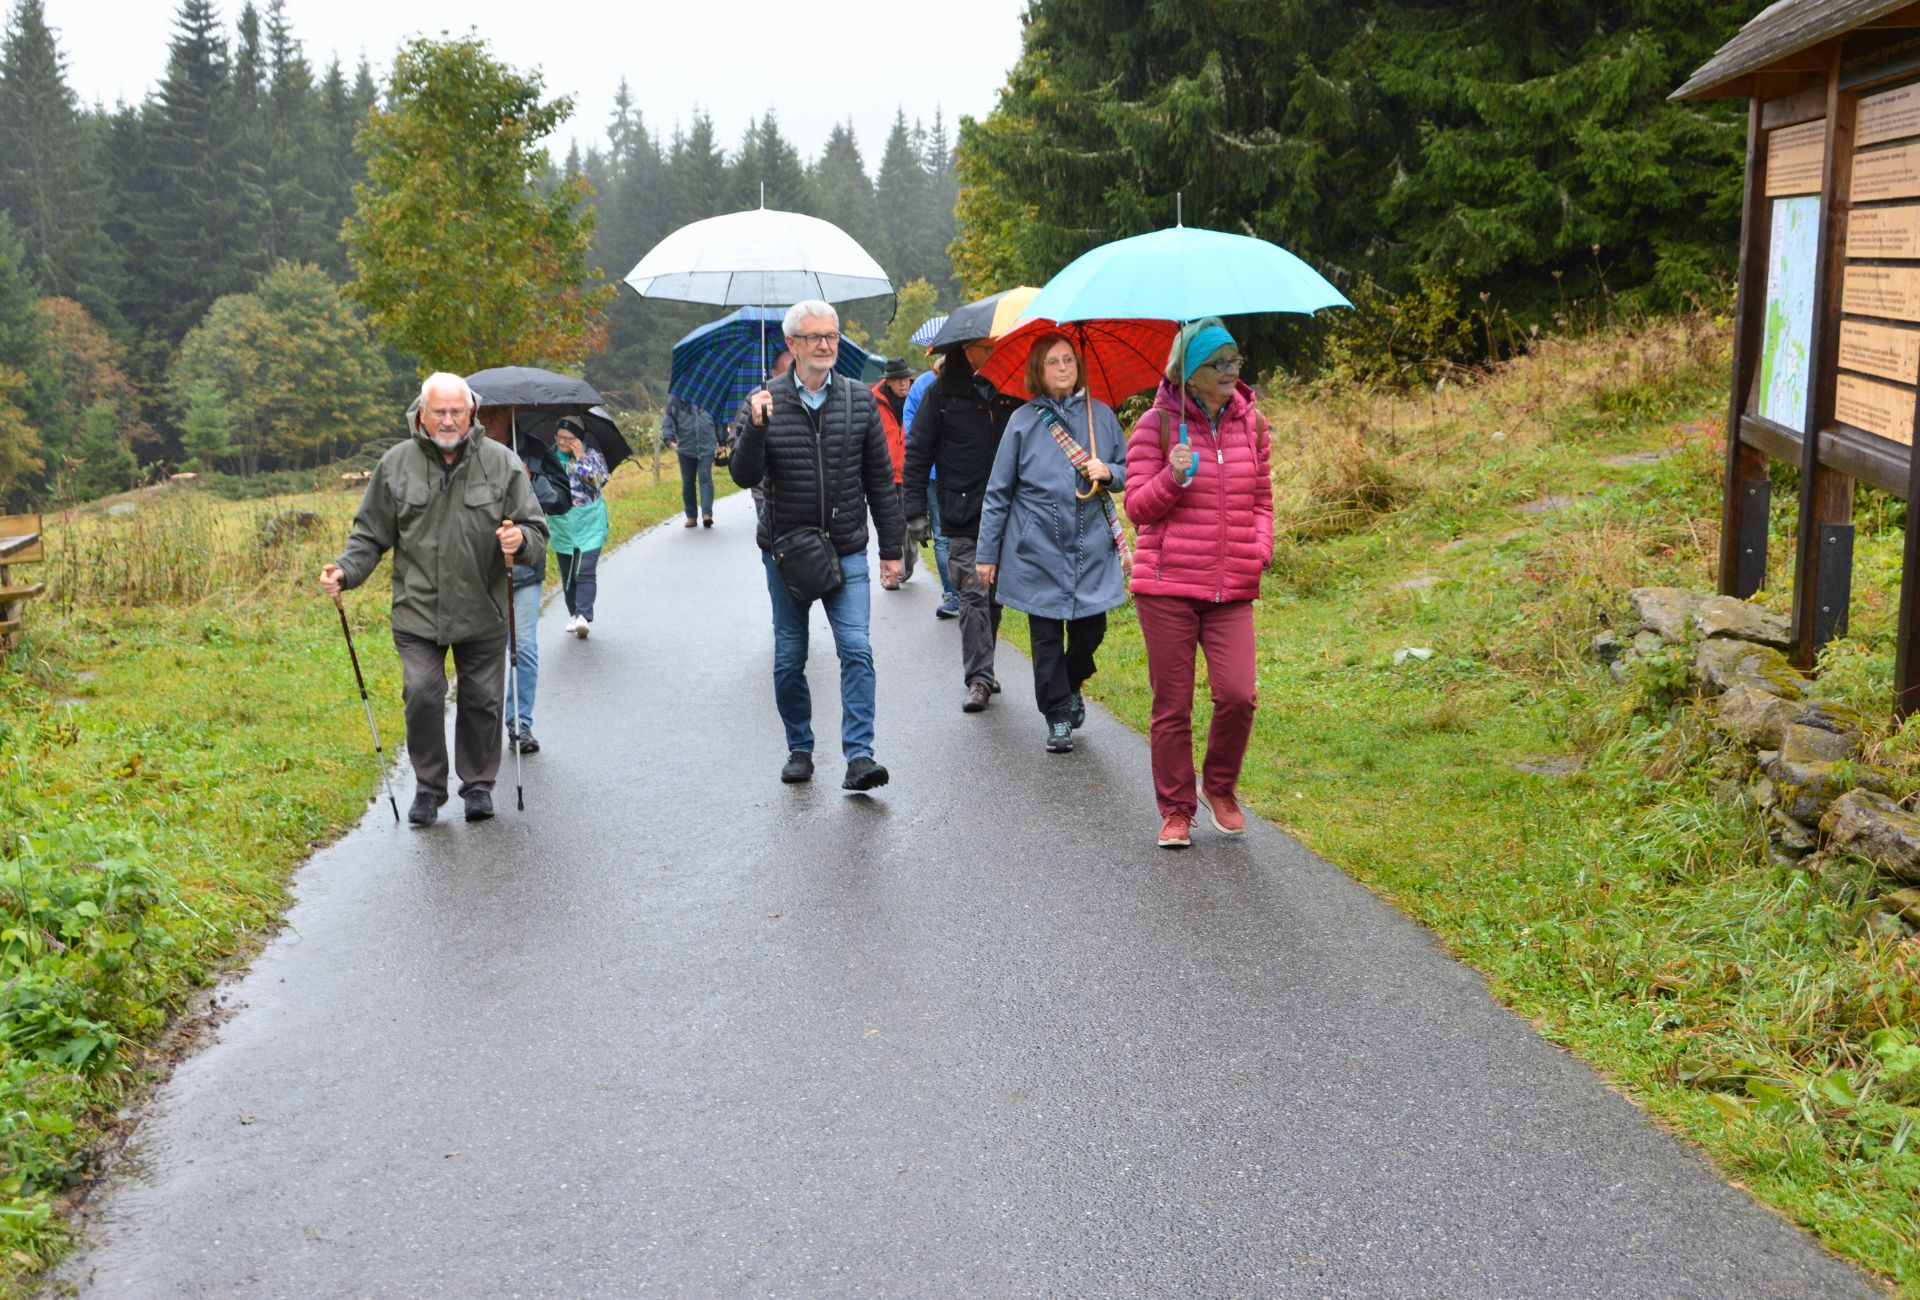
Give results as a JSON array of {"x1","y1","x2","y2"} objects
[{"x1": 1134, "y1": 594, "x2": 1258, "y2": 817}]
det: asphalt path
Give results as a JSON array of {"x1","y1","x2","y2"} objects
[{"x1": 56, "y1": 490, "x2": 1876, "y2": 1298}]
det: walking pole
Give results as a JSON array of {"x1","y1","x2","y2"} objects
[
  {"x1": 334, "y1": 599, "x2": 401, "y2": 823},
  {"x1": 502, "y1": 520, "x2": 525, "y2": 812}
]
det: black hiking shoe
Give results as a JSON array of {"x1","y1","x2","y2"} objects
[
  {"x1": 1046, "y1": 720, "x2": 1074, "y2": 753},
  {"x1": 408, "y1": 792, "x2": 442, "y2": 827},
  {"x1": 780, "y1": 750, "x2": 814, "y2": 784},
  {"x1": 463, "y1": 789, "x2": 494, "y2": 822},
  {"x1": 508, "y1": 723, "x2": 540, "y2": 755},
  {"x1": 962, "y1": 681, "x2": 992, "y2": 713},
  {"x1": 1068, "y1": 691, "x2": 1087, "y2": 730},
  {"x1": 842, "y1": 756, "x2": 889, "y2": 791}
]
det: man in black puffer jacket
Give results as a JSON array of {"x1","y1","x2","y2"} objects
[
  {"x1": 902, "y1": 339, "x2": 1025, "y2": 713},
  {"x1": 730, "y1": 300, "x2": 903, "y2": 791}
]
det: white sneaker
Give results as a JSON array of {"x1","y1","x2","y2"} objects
[{"x1": 574, "y1": 616, "x2": 590, "y2": 639}]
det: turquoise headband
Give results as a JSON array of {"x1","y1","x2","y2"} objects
[{"x1": 1183, "y1": 325, "x2": 1236, "y2": 382}]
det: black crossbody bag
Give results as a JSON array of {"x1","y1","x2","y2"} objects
[{"x1": 768, "y1": 382, "x2": 848, "y2": 605}]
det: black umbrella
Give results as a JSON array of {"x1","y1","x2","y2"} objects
[
  {"x1": 464, "y1": 366, "x2": 634, "y2": 473},
  {"x1": 927, "y1": 286, "x2": 1042, "y2": 351},
  {"x1": 508, "y1": 406, "x2": 635, "y2": 474},
  {"x1": 466, "y1": 366, "x2": 602, "y2": 408}
]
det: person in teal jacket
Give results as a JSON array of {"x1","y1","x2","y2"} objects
[{"x1": 551, "y1": 418, "x2": 611, "y2": 637}]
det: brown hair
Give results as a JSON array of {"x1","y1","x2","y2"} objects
[{"x1": 1023, "y1": 332, "x2": 1083, "y2": 396}]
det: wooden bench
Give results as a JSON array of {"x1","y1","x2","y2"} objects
[{"x1": 0, "y1": 513, "x2": 44, "y2": 657}]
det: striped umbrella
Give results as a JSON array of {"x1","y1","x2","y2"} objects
[
  {"x1": 975, "y1": 317, "x2": 1178, "y2": 407},
  {"x1": 669, "y1": 307, "x2": 876, "y2": 420},
  {"x1": 908, "y1": 314, "x2": 948, "y2": 347},
  {"x1": 928, "y1": 286, "x2": 1041, "y2": 350}
]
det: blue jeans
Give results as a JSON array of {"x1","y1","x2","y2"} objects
[
  {"x1": 558, "y1": 548, "x2": 600, "y2": 621},
  {"x1": 506, "y1": 576, "x2": 539, "y2": 728},
  {"x1": 928, "y1": 486, "x2": 954, "y2": 598},
  {"x1": 679, "y1": 451, "x2": 715, "y2": 519},
  {"x1": 761, "y1": 550, "x2": 875, "y2": 760}
]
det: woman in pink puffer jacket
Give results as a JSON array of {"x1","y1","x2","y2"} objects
[{"x1": 1122, "y1": 318, "x2": 1273, "y2": 849}]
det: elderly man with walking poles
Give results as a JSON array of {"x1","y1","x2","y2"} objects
[
  {"x1": 730, "y1": 300, "x2": 903, "y2": 792},
  {"x1": 320, "y1": 372, "x2": 548, "y2": 827}
]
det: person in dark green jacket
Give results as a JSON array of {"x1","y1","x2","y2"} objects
[{"x1": 320, "y1": 373, "x2": 548, "y2": 826}]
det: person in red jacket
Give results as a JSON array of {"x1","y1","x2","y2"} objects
[
  {"x1": 872, "y1": 357, "x2": 916, "y2": 588},
  {"x1": 1122, "y1": 318, "x2": 1273, "y2": 849}
]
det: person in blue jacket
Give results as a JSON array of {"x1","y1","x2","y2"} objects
[
  {"x1": 550, "y1": 418, "x2": 611, "y2": 638},
  {"x1": 974, "y1": 333, "x2": 1128, "y2": 753},
  {"x1": 902, "y1": 357, "x2": 960, "y2": 618}
]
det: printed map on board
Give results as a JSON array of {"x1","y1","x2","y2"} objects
[{"x1": 1756, "y1": 195, "x2": 1819, "y2": 431}]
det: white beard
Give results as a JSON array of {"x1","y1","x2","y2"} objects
[{"x1": 429, "y1": 429, "x2": 465, "y2": 452}]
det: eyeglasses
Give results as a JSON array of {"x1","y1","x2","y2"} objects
[
  {"x1": 1200, "y1": 356, "x2": 1246, "y2": 374},
  {"x1": 1043, "y1": 354, "x2": 1078, "y2": 368},
  {"x1": 423, "y1": 405, "x2": 469, "y2": 420},
  {"x1": 792, "y1": 332, "x2": 840, "y2": 348}
]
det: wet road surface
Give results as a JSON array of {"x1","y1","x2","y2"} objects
[{"x1": 57, "y1": 491, "x2": 1875, "y2": 1298}]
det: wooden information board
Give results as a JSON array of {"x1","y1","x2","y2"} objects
[
  {"x1": 1768, "y1": 120, "x2": 1827, "y2": 195},
  {"x1": 1853, "y1": 142, "x2": 1920, "y2": 203},
  {"x1": 1839, "y1": 320, "x2": 1920, "y2": 383},
  {"x1": 1836, "y1": 373, "x2": 1917, "y2": 444},
  {"x1": 1844, "y1": 264, "x2": 1920, "y2": 320},
  {"x1": 1858, "y1": 82, "x2": 1920, "y2": 148},
  {"x1": 1848, "y1": 205, "x2": 1920, "y2": 258}
]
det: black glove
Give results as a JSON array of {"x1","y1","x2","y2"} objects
[{"x1": 904, "y1": 515, "x2": 932, "y2": 548}]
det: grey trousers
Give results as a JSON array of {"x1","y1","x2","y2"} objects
[
  {"x1": 394, "y1": 630, "x2": 508, "y2": 801},
  {"x1": 945, "y1": 535, "x2": 1002, "y2": 688}
]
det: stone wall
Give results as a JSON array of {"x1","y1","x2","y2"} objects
[{"x1": 1597, "y1": 588, "x2": 1920, "y2": 940}]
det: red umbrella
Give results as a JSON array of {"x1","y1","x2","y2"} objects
[{"x1": 976, "y1": 317, "x2": 1178, "y2": 406}]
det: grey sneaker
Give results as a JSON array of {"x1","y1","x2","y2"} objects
[
  {"x1": 407, "y1": 792, "x2": 442, "y2": 827},
  {"x1": 463, "y1": 789, "x2": 494, "y2": 822},
  {"x1": 1068, "y1": 691, "x2": 1087, "y2": 730},
  {"x1": 1045, "y1": 720, "x2": 1074, "y2": 753}
]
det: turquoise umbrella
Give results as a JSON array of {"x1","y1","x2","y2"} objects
[
  {"x1": 1018, "y1": 224, "x2": 1350, "y2": 325},
  {"x1": 1018, "y1": 224, "x2": 1349, "y2": 484}
]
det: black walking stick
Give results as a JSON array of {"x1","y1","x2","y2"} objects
[
  {"x1": 334, "y1": 600, "x2": 401, "y2": 823},
  {"x1": 503, "y1": 521, "x2": 525, "y2": 812}
]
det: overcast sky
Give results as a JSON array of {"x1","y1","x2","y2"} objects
[{"x1": 41, "y1": 0, "x2": 1029, "y2": 171}]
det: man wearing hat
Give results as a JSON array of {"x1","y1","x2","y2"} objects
[{"x1": 873, "y1": 357, "x2": 918, "y2": 588}]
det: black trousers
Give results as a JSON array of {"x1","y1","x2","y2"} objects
[{"x1": 1028, "y1": 612, "x2": 1108, "y2": 723}]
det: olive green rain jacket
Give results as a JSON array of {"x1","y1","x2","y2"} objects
[{"x1": 334, "y1": 421, "x2": 548, "y2": 644}]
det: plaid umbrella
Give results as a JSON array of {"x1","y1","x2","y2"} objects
[
  {"x1": 909, "y1": 314, "x2": 948, "y2": 347},
  {"x1": 669, "y1": 307, "x2": 876, "y2": 419}
]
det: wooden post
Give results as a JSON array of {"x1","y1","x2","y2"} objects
[
  {"x1": 1722, "y1": 97, "x2": 1773, "y2": 598},
  {"x1": 1789, "y1": 47, "x2": 1857, "y2": 670},
  {"x1": 1897, "y1": 388, "x2": 1920, "y2": 719}
]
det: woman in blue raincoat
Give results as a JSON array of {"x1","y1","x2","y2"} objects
[{"x1": 974, "y1": 333, "x2": 1129, "y2": 753}]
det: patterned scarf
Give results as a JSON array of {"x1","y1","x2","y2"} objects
[{"x1": 1035, "y1": 402, "x2": 1132, "y2": 572}]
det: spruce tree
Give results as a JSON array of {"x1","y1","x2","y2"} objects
[
  {"x1": 259, "y1": 0, "x2": 330, "y2": 270},
  {"x1": 178, "y1": 377, "x2": 233, "y2": 471},
  {"x1": 808, "y1": 122, "x2": 878, "y2": 256},
  {"x1": 0, "y1": 0, "x2": 121, "y2": 319},
  {"x1": 666, "y1": 112, "x2": 728, "y2": 228},
  {"x1": 72, "y1": 400, "x2": 136, "y2": 499},
  {"x1": 132, "y1": 0, "x2": 251, "y2": 341},
  {"x1": 873, "y1": 111, "x2": 927, "y2": 289},
  {"x1": 728, "y1": 113, "x2": 808, "y2": 212}
]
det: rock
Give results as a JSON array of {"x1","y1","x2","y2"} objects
[
  {"x1": 1632, "y1": 630, "x2": 1666, "y2": 654},
  {"x1": 1769, "y1": 812, "x2": 1818, "y2": 852},
  {"x1": 1820, "y1": 789, "x2": 1920, "y2": 885},
  {"x1": 1751, "y1": 775, "x2": 1778, "y2": 810},
  {"x1": 259, "y1": 509, "x2": 324, "y2": 548},
  {"x1": 1392, "y1": 576, "x2": 1441, "y2": 591},
  {"x1": 1631, "y1": 587, "x2": 1707, "y2": 641},
  {"x1": 105, "y1": 502, "x2": 135, "y2": 517},
  {"x1": 1609, "y1": 659, "x2": 1630, "y2": 685},
  {"x1": 1392, "y1": 647, "x2": 1435, "y2": 665},
  {"x1": 1884, "y1": 888, "x2": 1920, "y2": 927},
  {"x1": 1792, "y1": 698, "x2": 1866, "y2": 743},
  {"x1": 1866, "y1": 910, "x2": 1911, "y2": 942},
  {"x1": 1692, "y1": 595, "x2": 1791, "y2": 650},
  {"x1": 1601, "y1": 450, "x2": 1676, "y2": 467},
  {"x1": 1511, "y1": 757, "x2": 1582, "y2": 776},
  {"x1": 1771, "y1": 844, "x2": 1814, "y2": 870},
  {"x1": 1769, "y1": 738, "x2": 1892, "y2": 823},
  {"x1": 1714, "y1": 684, "x2": 1803, "y2": 749},
  {"x1": 1780, "y1": 722, "x2": 1856, "y2": 765},
  {"x1": 1692, "y1": 638, "x2": 1809, "y2": 698},
  {"x1": 1515, "y1": 494, "x2": 1584, "y2": 514},
  {"x1": 1591, "y1": 632, "x2": 1622, "y2": 664}
]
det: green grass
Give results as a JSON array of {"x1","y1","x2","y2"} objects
[
  {"x1": 1007, "y1": 312, "x2": 1920, "y2": 1292},
  {"x1": 0, "y1": 459, "x2": 705, "y2": 1290}
]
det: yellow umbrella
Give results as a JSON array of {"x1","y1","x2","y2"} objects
[{"x1": 927, "y1": 286, "x2": 1041, "y2": 349}]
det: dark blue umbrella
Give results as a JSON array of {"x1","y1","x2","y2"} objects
[{"x1": 669, "y1": 307, "x2": 876, "y2": 418}]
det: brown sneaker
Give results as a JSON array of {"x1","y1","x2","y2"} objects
[
  {"x1": 1157, "y1": 814, "x2": 1192, "y2": 849},
  {"x1": 1205, "y1": 792, "x2": 1246, "y2": 836}
]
